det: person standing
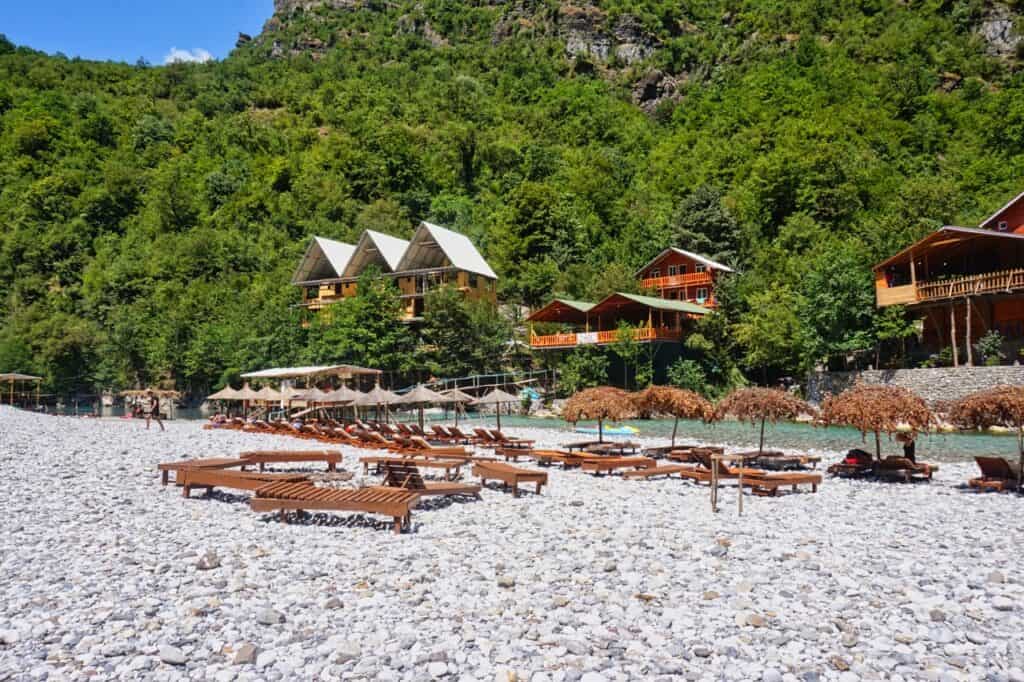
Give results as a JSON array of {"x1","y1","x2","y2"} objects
[{"x1": 145, "y1": 390, "x2": 165, "y2": 432}]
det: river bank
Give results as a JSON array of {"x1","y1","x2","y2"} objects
[{"x1": 0, "y1": 406, "x2": 1020, "y2": 681}]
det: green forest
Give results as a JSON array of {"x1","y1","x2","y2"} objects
[{"x1": 3, "y1": 0, "x2": 1024, "y2": 399}]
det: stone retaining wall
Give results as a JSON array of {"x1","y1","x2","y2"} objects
[{"x1": 805, "y1": 366, "x2": 1024, "y2": 404}]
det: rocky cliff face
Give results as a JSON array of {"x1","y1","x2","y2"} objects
[{"x1": 979, "y1": 3, "x2": 1021, "y2": 58}]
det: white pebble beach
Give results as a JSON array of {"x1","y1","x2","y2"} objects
[{"x1": 0, "y1": 405, "x2": 1021, "y2": 681}]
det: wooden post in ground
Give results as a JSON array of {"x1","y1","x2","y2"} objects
[
  {"x1": 965, "y1": 297, "x2": 973, "y2": 366},
  {"x1": 950, "y1": 303, "x2": 959, "y2": 367}
]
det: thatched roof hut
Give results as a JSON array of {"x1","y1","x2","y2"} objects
[
  {"x1": 636, "y1": 385, "x2": 713, "y2": 446},
  {"x1": 949, "y1": 385, "x2": 1024, "y2": 492},
  {"x1": 715, "y1": 387, "x2": 811, "y2": 454},
  {"x1": 821, "y1": 384, "x2": 933, "y2": 460},
  {"x1": 563, "y1": 386, "x2": 638, "y2": 442}
]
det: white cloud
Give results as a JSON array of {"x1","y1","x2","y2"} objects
[{"x1": 163, "y1": 47, "x2": 214, "y2": 65}]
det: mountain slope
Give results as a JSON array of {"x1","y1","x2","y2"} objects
[{"x1": 1, "y1": 1, "x2": 1024, "y2": 394}]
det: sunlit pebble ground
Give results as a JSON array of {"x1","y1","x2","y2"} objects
[{"x1": 0, "y1": 405, "x2": 1021, "y2": 682}]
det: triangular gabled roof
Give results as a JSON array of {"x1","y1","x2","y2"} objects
[
  {"x1": 397, "y1": 221, "x2": 498, "y2": 279},
  {"x1": 873, "y1": 225, "x2": 1024, "y2": 270},
  {"x1": 635, "y1": 247, "x2": 735, "y2": 277},
  {"x1": 591, "y1": 292, "x2": 711, "y2": 316},
  {"x1": 980, "y1": 189, "x2": 1024, "y2": 230},
  {"x1": 292, "y1": 236, "x2": 356, "y2": 284},
  {"x1": 342, "y1": 229, "x2": 410, "y2": 278},
  {"x1": 526, "y1": 298, "x2": 596, "y2": 323}
]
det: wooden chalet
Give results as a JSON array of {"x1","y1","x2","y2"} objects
[
  {"x1": 635, "y1": 247, "x2": 734, "y2": 308},
  {"x1": 526, "y1": 246, "x2": 732, "y2": 350},
  {"x1": 293, "y1": 222, "x2": 497, "y2": 322},
  {"x1": 874, "y1": 191, "x2": 1024, "y2": 364}
]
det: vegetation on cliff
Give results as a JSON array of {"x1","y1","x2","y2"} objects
[{"x1": 2, "y1": 1, "x2": 1024, "y2": 396}]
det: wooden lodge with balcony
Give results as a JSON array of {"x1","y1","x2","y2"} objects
[
  {"x1": 527, "y1": 293, "x2": 710, "y2": 349},
  {"x1": 292, "y1": 221, "x2": 497, "y2": 323},
  {"x1": 874, "y1": 190, "x2": 1024, "y2": 364},
  {"x1": 526, "y1": 246, "x2": 733, "y2": 352}
]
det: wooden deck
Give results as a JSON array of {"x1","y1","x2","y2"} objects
[
  {"x1": 530, "y1": 326, "x2": 684, "y2": 349},
  {"x1": 878, "y1": 267, "x2": 1024, "y2": 307}
]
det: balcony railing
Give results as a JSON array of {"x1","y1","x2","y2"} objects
[
  {"x1": 530, "y1": 326, "x2": 684, "y2": 349},
  {"x1": 916, "y1": 268, "x2": 1024, "y2": 303},
  {"x1": 640, "y1": 271, "x2": 713, "y2": 290}
]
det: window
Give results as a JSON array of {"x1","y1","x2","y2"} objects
[
  {"x1": 678, "y1": 264, "x2": 687, "y2": 275},
  {"x1": 334, "y1": 283, "x2": 343, "y2": 296},
  {"x1": 468, "y1": 273, "x2": 479, "y2": 289},
  {"x1": 306, "y1": 286, "x2": 318, "y2": 300},
  {"x1": 695, "y1": 263, "x2": 706, "y2": 273},
  {"x1": 650, "y1": 268, "x2": 660, "y2": 278},
  {"x1": 998, "y1": 220, "x2": 1009, "y2": 232},
  {"x1": 696, "y1": 287, "x2": 709, "y2": 303},
  {"x1": 667, "y1": 265, "x2": 678, "y2": 276}
]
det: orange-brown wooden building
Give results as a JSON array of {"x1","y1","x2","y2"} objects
[
  {"x1": 874, "y1": 191, "x2": 1024, "y2": 364},
  {"x1": 293, "y1": 222, "x2": 497, "y2": 323},
  {"x1": 526, "y1": 247, "x2": 733, "y2": 350}
]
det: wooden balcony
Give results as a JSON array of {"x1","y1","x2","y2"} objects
[
  {"x1": 916, "y1": 268, "x2": 1024, "y2": 303},
  {"x1": 640, "y1": 271, "x2": 713, "y2": 290},
  {"x1": 530, "y1": 326, "x2": 684, "y2": 349}
]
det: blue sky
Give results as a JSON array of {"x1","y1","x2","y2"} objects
[{"x1": 3, "y1": 1, "x2": 274, "y2": 64}]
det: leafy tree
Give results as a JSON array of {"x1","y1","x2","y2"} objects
[
  {"x1": 667, "y1": 358, "x2": 709, "y2": 396},
  {"x1": 974, "y1": 330, "x2": 1006, "y2": 366},
  {"x1": 734, "y1": 285, "x2": 807, "y2": 379},
  {"x1": 558, "y1": 347, "x2": 609, "y2": 396}
]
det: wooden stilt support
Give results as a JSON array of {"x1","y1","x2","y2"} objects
[
  {"x1": 950, "y1": 303, "x2": 959, "y2": 367},
  {"x1": 965, "y1": 296, "x2": 973, "y2": 366}
]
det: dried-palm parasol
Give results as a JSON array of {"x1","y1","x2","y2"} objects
[
  {"x1": 821, "y1": 384, "x2": 933, "y2": 460},
  {"x1": 443, "y1": 388, "x2": 474, "y2": 426},
  {"x1": 395, "y1": 384, "x2": 455, "y2": 429},
  {"x1": 715, "y1": 387, "x2": 812, "y2": 455},
  {"x1": 562, "y1": 386, "x2": 638, "y2": 442},
  {"x1": 471, "y1": 388, "x2": 520, "y2": 430},
  {"x1": 949, "y1": 385, "x2": 1024, "y2": 493},
  {"x1": 636, "y1": 385, "x2": 713, "y2": 447}
]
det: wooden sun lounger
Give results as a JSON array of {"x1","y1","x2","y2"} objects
[
  {"x1": 580, "y1": 456, "x2": 656, "y2": 475},
  {"x1": 157, "y1": 457, "x2": 249, "y2": 486},
  {"x1": 373, "y1": 462, "x2": 481, "y2": 498},
  {"x1": 359, "y1": 456, "x2": 464, "y2": 481},
  {"x1": 489, "y1": 429, "x2": 535, "y2": 449},
  {"x1": 969, "y1": 456, "x2": 1021, "y2": 492},
  {"x1": 472, "y1": 461, "x2": 547, "y2": 496},
  {"x1": 250, "y1": 482, "x2": 420, "y2": 534},
  {"x1": 239, "y1": 450, "x2": 342, "y2": 472},
  {"x1": 179, "y1": 469, "x2": 309, "y2": 498},
  {"x1": 667, "y1": 446, "x2": 725, "y2": 463},
  {"x1": 407, "y1": 436, "x2": 474, "y2": 457},
  {"x1": 584, "y1": 442, "x2": 641, "y2": 455},
  {"x1": 623, "y1": 464, "x2": 696, "y2": 480},
  {"x1": 563, "y1": 440, "x2": 604, "y2": 452},
  {"x1": 876, "y1": 456, "x2": 937, "y2": 482},
  {"x1": 732, "y1": 468, "x2": 822, "y2": 495},
  {"x1": 522, "y1": 449, "x2": 584, "y2": 468}
]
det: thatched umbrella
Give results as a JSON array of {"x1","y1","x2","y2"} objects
[
  {"x1": 715, "y1": 387, "x2": 811, "y2": 455},
  {"x1": 354, "y1": 384, "x2": 399, "y2": 423},
  {"x1": 395, "y1": 384, "x2": 456, "y2": 429},
  {"x1": 562, "y1": 386, "x2": 638, "y2": 443},
  {"x1": 637, "y1": 385, "x2": 714, "y2": 447},
  {"x1": 472, "y1": 388, "x2": 520, "y2": 431},
  {"x1": 821, "y1": 384, "x2": 932, "y2": 460},
  {"x1": 949, "y1": 385, "x2": 1024, "y2": 492},
  {"x1": 442, "y1": 388, "x2": 474, "y2": 426},
  {"x1": 206, "y1": 385, "x2": 240, "y2": 401}
]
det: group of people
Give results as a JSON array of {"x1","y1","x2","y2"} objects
[{"x1": 129, "y1": 391, "x2": 164, "y2": 431}]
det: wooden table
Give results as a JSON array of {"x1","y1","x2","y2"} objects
[{"x1": 710, "y1": 453, "x2": 762, "y2": 515}]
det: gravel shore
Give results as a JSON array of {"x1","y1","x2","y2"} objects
[{"x1": 0, "y1": 406, "x2": 1021, "y2": 681}]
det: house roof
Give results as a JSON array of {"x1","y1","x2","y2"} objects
[
  {"x1": 636, "y1": 247, "x2": 735, "y2": 277},
  {"x1": 591, "y1": 292, "x2": 711, "y2": 315},
  {"x1": 980, "y1": 189, "x2": 1024, "y2": 229},
  {"x1": 873, "y1": 225, "x2": 1024, "y2": 270},
  {"x1": 398, "y1": 221, "x2": 498, "y2": 279},
  {"x1": 342, "y1": 230, "x2": 410, "y2": 277},
  {"x1": 525, "y1": 298, "x2": 596, "y2": 323},
  {"x1": 292, "y1": 236, "x2": 356, "y2": 285},
  {"x1": 241, "y1": 364, "x2": 382, "y2": 380}
]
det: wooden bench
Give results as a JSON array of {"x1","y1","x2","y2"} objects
[
  {"x1": 734, "y1": 469, "x2": 822, "y2": 495},
  {"x1": 375, "y1": 462, "x2": 481, "y2": 498},
  {"x1": 250, "y1": 482, "x2": 421, "y2": 534},
  {"x1": 157, "y1": 457, "x2": 249, "y2": 486},
  {"x1": 969, "y1": 456, "x2": 1021, "y2": 492},
  {"x1": 179, "y1": 469, "x2": 310, "y2": 498},
  {"x1": 472, "y1": 461, "x2": 548, "y2": 497},
  {"x1": 239, "y1": 450, "x2": 342, "y2": 472}
]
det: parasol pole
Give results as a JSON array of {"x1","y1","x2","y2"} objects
[{"x1": 759, "y1": 417, "x2": 766, "y2": 455}]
